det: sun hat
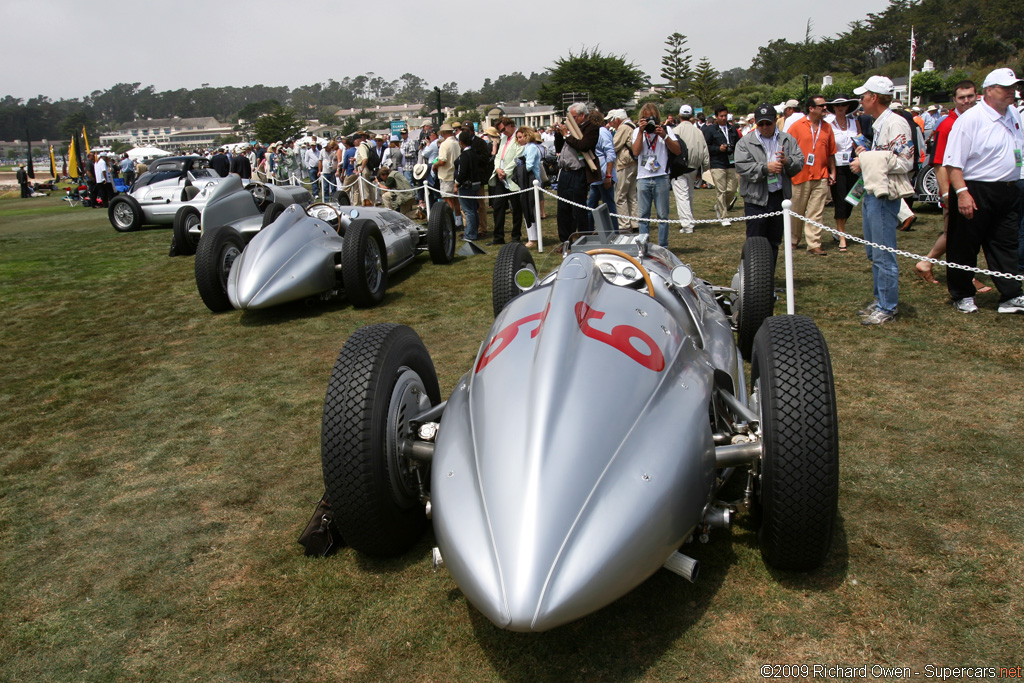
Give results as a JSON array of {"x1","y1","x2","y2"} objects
[
  {"x1": 825, "y1": 94, "x2": 860, "y2": 114},
  {"x1": 413, "y1": 163, "x2": 429, "y2": 180}
]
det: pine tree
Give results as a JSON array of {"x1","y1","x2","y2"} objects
[
  {"x1": 689, "y1": 57, "x2": 722, "y2": 108},
  {"x1": 660, "y1": 33, "x2": 693, "y2": 95}
]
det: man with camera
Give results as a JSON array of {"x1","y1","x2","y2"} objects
[
  {"x1": 704, "y1": 105, "x2": 740, "y2": 225},
  {"x1": 554, "y1": 103, "x2": 600, "y2": 243},
  {"x1": 630, "y1": 102, "x2": 681, "y2": 247}
]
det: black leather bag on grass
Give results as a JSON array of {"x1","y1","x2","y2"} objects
[{"x1": 297, "y1": 493, "x2": 343, "y2": 557}]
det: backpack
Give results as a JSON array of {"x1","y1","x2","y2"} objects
[{"x1": 667, "y1": 137, "x2": 693, "y2": 178}]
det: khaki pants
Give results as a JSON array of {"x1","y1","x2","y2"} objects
[
  {"x1": 614, "y1": 163, "x2": 638, "y2": 230},
  {"x1": 671, "y1": 171, "x2": 698, "y2": 229},
  {"x1": 710, "y1": 168, "x2": 738, "y2": 220},
  {"x1": 790, "y1": 178, "x2": 829, "y2": 250}
]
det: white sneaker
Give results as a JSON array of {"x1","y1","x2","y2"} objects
[
  {"x1": 953, "y1": 297, "x2": 979, "y2": 314},
  {"x1": 679, "y1": 225, "x2": 694, "y2": 234},
  {"x1": 997, "y1": 295, "x2": 1024, "y2": 314},
  {"x1": 721, "y1": 219, "x2": 730, "y2": 226}
]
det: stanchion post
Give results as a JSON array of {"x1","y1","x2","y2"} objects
[
  {"x1": 781, "y1": 199, "x2": 795, "y2": 315},
  {"x1": 533, "y1": 180, "x2": 543, "y2": 252},
  {"x1": 423, "y1": 181, "x2": 430, "y2": 222}
]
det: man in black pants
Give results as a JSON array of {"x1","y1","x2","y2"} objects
[
  {"x1": 942, "y1": 67, "x2": 1024, "y2": 314},
  {"x1": 734, "y1": 103, "x2": 804, "y2": 265},
  {"x1": 488, "y1": 117, "x2": 523, "y2": 245}
]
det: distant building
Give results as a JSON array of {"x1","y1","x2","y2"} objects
[
  {"x1": 99, "y1": 116, "x2": 234, "y2": 149},
  {"x1": 334, "y1": 103, "x2": 426, "y2": 126},
  {"x1": 484, "y1": 102, "x2": 558, "y2": 129}
]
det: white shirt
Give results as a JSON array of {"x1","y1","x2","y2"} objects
[
  {"x1": 943, "y1": 98, "x2": 1024, "y2": 182},
  {"x1": 782, "y1": 112, "x2": 806, "y2": 133},
  {"x1": 630, "y1": 126, "x2": 678, "y2": 179}
]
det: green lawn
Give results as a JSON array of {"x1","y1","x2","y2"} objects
[{"x1": 1, "y1": 191, "x2": 1021, "y2": 682}]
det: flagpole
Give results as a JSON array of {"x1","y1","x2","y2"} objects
[{"x1": 908, "y1": 26, "x2": 915, "y2": 105}]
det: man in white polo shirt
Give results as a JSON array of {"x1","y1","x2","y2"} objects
[{"x1": 942, "y1": 67, "x2": 1024, "y2": 314}]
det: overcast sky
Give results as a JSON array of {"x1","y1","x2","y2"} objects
[{"x1": 6, "y1": 0, "x2": 895, "y2": 102}]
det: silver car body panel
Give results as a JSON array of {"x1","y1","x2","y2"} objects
[
  {"x1": 431, "y1": 242, "x2": 740, "y2": 632},
  {"x1": 225, "y1": 204, "x2": 428, "y2": 310},
  {"x1": 200, "y1": 177, "x2": 312, "y2": 240},
  {"x1": 131, "y1": 169, "x2": 227, "y2": 224}
]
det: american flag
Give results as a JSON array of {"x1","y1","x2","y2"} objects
[{"x1": 910, "y1": 26, "x2": 917, "y2": 62}]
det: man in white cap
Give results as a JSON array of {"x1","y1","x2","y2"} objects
[
  {"x1": 941, "y1": 67, "x2": 1024, "y2": 314},
  {"x1": 781, "y1": 99, "x2": 805, "y2": 133},
  {"x1": 850, "y1": 75, "x2": 915, "y2": 325},
  {"x1": 672, "y1": 104, "x2": 710, "y2": 233},
  {"x1": 608, "y1": 109, "x2": 637, "y2": 231}
]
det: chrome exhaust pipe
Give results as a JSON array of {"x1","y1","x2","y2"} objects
[{"x1": 663, "y1": 551, "x2": 699, "y2": 582}]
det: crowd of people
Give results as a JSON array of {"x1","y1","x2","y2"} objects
[{"x1": 61, "y1": 65, "x2": 1024, "y2": 324}]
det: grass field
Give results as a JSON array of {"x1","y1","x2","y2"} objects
[{"x1": 1, "y1": 190, "x2": 1022, "y2": 682}]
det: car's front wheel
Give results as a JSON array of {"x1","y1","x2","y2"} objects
[
  {"x1": 172, "y1": 205, "x2": 202, "y2": 256},
  {"x1": 735, "y1": 236, "x2": 775, "y2": 360},
  {"x1": 341, "y1": 218, "x2": 388, "y2": 307},
  {"x1": 321, "y1": 323, "x2": 440, "y2": 557},
  {"x1": 492, "y1": 241, "x2": 535, "y2": 317},
  {"x1": 108, "y1": 195, "x2": 143, "y2": 232},
  {"x1": 752, "y1": 314, "x2": 838, "y2": 571},
  {"x1": 426, "y1": 202, "x2": 455, "y2": 264},
  {"x1": 194, "y1": 226, "x2": 244, "y2": 313}
]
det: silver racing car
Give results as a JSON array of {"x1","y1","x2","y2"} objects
[
  {"x1": 194, "y1": 201, "x2": 457, "y2": 312},
  {"x1": 319, "y1": 228, "x2": 839, "y2": 632}
]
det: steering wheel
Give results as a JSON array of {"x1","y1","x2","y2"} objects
[
  {"x1": 306, "y1": 202, "x2": 342, "y2": 233},
  {"x1": 585, "y1": 248, "x2": 656, "y2": 298},
  {"x1": 250, "y1": 183, "x2": 268, "y2": 208}
]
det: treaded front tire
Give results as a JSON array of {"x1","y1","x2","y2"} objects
[
  {"x1": 172, "y1": 205, "x2": 201, "y2": 256},
  {"x1": 492, "y1": 241, "x2": 535, "y2": 317},
  {"x1": 261, "y1": 201, "x2": 287, "y2": 229},
  {"x1": 341, "y1": 218, "x2": 387, "y2": 307},
  {"x1": 427, "y1": 202, "x2": 455, "y2": 264},
  {"x1": 194, "y1": 226, "x2": 244, "y2": 312},
  {"x1": 753, "y1": 315, "x2": 838, "y2": 571},
  {"x1": 108, "y1": 195, "x2": 142, "y2": 232},
  {"x1": 321, "y1": 324, "x2": 440, "y2": 557},
  {"x1": 736, "y1": 236, "x2": 775, "y2": 360}
]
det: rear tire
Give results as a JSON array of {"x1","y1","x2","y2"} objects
[
  {"x1": 752, "y1": 315, "x2": 838, "y2": 571},
  {"x1": 261, "y1": 201, "x2": 287, "y2": 229},
  {"x1": 332, "y1": 190, "x2": 351, "y2": 206},
  {"x1": 735, "y1": 236, "x2": 775, "y2": 360},
  {"x1": 341, "y1": 218, "x2": 388, "y2": 308},
  {"x1": 427, "y1": 202, "x2": 455, "y2": 264},
  {"x1": 172, "y1": 205, "x2": 201, "y2": 256},
  {"x1": 492, "y1": 242, "x2": 535, "y2": 317},
  {"x1": 321, "y1": 324, "x2": 440, "y2": 557},
  {"x1": 195, "y1": 226, "x2": 244, "y2": 313}
]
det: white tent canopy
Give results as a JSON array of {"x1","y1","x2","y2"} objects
[{"x1": 126, "y1": 146, "x2": 172, "y2": 161}]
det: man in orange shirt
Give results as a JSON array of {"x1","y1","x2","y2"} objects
[{"x1": 788, "y1": 95, "x2": 837, "y2": 255}]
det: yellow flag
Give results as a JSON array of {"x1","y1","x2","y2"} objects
[
  {"x1": 49, "y1": 145, "x2": 57, "y2": 178},
  {"x1": 82, "y1": 125, "x2": 90, "y2": 154},
  {"x1": 69, "y1": 138, "x2": 78, "y2": 178}
]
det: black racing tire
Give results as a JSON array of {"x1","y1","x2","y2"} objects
[
  {"x1": 261, "y1": 201, "x2": 287, "y2": 229},
  {"x1": 492, "y1": 241, "x2": 535, "y2": 317},
  {"x1": 172, "y1": 205, "x2": 201, "y2": 256},
  {"x1": 752, "y1": 315, "x2": 838, "y2": 572},
  {"x1": 321, "y1": 323, "x2": 440, "y2": 557},
  {"x1": 108, "y1": 194, "x2": 143, "y2": 232},
  {"x1": 332, "y1": 190, "x2": 351, "y2": 206},
  {"x1": 181, "y1": 185, "x2": 200, "y2": 202},
  {"x1": 426, "y1": 201, "x2": 456, "y2": 264},
  {"x1": 735, "y1": 236, "x2": 775, "y2": 360},
  {"x1": 341, "y1": 218, "x2": 388, "y2": 308},
  {"x1": 194, "y1": 226, "x2": 244, "y2": 313}
]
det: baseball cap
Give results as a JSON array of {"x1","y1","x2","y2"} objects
[
  {"x1": 982, "y1": 67, "x2": 1024, "y2": 89},
  {"x1": 605, "y1": 108, "x2": 628, "y2": 121},
  {"x1": 854, "y1": 75, "x2": 895, "y2": 96},
  {"x1": 754, "y1": 103, "x2": 775, "y2": 123},
  {"x1": 678, "y1": 104, "x2": 693, "y2": 116},
  {"x1": 784, "y1": 99, "x2": 800, "y2": 108}
]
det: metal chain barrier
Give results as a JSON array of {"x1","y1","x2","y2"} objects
[{"x1": 792, "y1": 210, "x2": 1024, "y2": 282}]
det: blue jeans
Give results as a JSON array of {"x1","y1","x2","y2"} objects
[
  {"x1": 308, "y1": 167, "x2": 320, "y2": 198},
  {"x1": 637, "y1": 175, "x2": 671, "y2": 247},
  {"x1": 587, "y1": 182, "x2": 619, "y2": 231},
  {"x1": 861, "y1": 193, "x2": 900, "y2": 313},
  {"x1": 458, "y1": 185, "x2": 480, "y2": 240}
]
